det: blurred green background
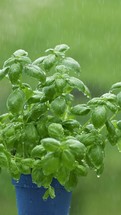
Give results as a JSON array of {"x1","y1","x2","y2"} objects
[{"x1": 0, "y1": 0, "x2": 121, "y2": 214}]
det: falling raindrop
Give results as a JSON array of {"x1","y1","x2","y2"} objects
[{"x1": 97, "y1": 174, "x2": 101, "y2": 178}]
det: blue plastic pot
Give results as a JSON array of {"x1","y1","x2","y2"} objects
[{"x1": 12, "y1": 174, "x2": 72, "y2": 215}]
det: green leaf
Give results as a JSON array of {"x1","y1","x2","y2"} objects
[
  {"x1": 110, "y1": 82, "x2": 121, "y2": 91},
  {"x1": 27, "y1": 103, "x2": 48, "y2": 121},
  {"x1": 41, "y1": 138, "x2": 60, "y2": 152},
  {"x1": 48, "y1": 186, "x2": 56, "y2": 199},
  {"x1": 61, "y1": 149, "x2": 75, "y2": 170},
  {"x1": 13, "y1": 49, "x2": 28, "y2": 57},
  {"x1": 21, "y1": 83, "x2": 33, "y2": 100},
  {"x1": 42, "y1": 84, "x2": 56, "y2": 101},
  {"x1": 117, "y1": 120, "x2": 121, "y2": 130},
  {"x1": 101, "y1": 93, "x2": 117, "y2": 102},
  {"x1": 105, "y1": 120, "x2": 116, "y2": 136},
  {"x1": 65, "y1": 139, "x2": 86, "y2": 158},
  {"x1": 63, "y1": 119, "x2": 80, "y2": 131},
  {"x1": 43, "y1": 54, "x2": 56, "y2": 70},
  {"x1": 61, "y1": 57, "x2": 81, "y2": 73},
  {"x1": 0, "y1": 152, "x2": 8, "y2": 168},
  {"x1": 76, "y1": 133, "x2": 96, "y2": 146},
  {"x1": 66, "y1": 76, "x2": 91, "y2": 98},
  {"x1": 36, "y1": 117, "x2": 48, "y2": 138},
  {"x1": 24, "y1": 64, "x2": 46, "y2": 82},
  {"x1": 3, "y1": 57, "x2": 16, "y2": 68},
  {"x1": 8, "y1": 63, "x2": 21, "y2": 84},
  {"x1": 43, "y1": 186, "x2": 55, "y2": 200},
  {"x1": 20, "y1": 158, "x2": 34, "y2": 174},
  {"x1": 55, "y1": 65, "x2": 68, "y2": 73},
  {"x1": 33, "y1": 56, "x2": 46, "y2": 66},
  {"x1": 41, "y1": 152, "x2": 60, "y2": 175},
  {"x1": 16, "y1": 56, "x2": 31, "y2": 65},
  {"x1": 88, "y1": 97, "x2": 105, "y2": 106},
  {"x1": 87, "y1": 145, "x2": 104, "y2": 169},
  {"x1": 50, "y1": 96, "x2": 66, "y2": 115},
  {"x1": 91, "y1": 106, "x2": 107, "y2": 128},
  {"x1": 55, "y1": 78, "x2": 66, "y2": 91},
  {"x1": 48, "y1": 123, "x2": 64, "y2": 140},
  {"x1": 0, "y1": 144, "x2": 5, "y2": 152},
  {"x1": 117, "y1": 138, "x2": 121, "y2": 152},
  {"x1": 117, "y1": 92, "x2": 121, "y2": 107},
  {"x1": 56, "y1": 167, "x2": 70, "y2": 185},
  {"x1": 54, "y1": 44, "x2": 70, "y2": 53},
  {"x1": 75, "y1": 164, "x2": 88, "y2": 176},
  {"x1": 7, "y1": 89, "x2": 25, "y2": 114},
  {"x1": 24, "y1": 123, "x2": 38, "y2": 143},
  {"x1": 10, "y1": 159, "x2": 20, "y2": 180},
  {"x1": 32, "y1": 168, "x2": 52, "y2": 187},
  {"x1": 31, "y1": 145, "x2": 45, "y2": 158},
  {"x1": 71, "y1": 104, "x2": 90, "y2": 115},
  {"x1": 32, "y1": 168, "x2": 43, "y2": 187},
  {"x1": 0, "y1": 67, "x2": 9, "y2": 80},
  {"x1": 65, "y1": 171, "x2": 78, "y2": 191},
  {"x1": 105, "y1": 101, "x2": 118, "y2": 112}
]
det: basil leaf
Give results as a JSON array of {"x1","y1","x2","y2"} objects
[
  {"x1": 110, "y1": 82, "x2": 121, "y2": 91},
  {"x1": 55, "y1": 78, "x2": 66, "y2": 91},
  {"x1": 16, "y1": 56, "x2": 31, "y2": 65},
  {"x1": 65, "y1": 172, "x2": 78, "y2": 191},
  {"x1": 32, "y1": 168, "x2": 52, "y2": 187},
  {"x1": 13, "y1": 49, "x2": 28, "y2": 57},
  {"x1": 41, "y1": 138, "x2": 60, "y2": 152},
  {"x1": 50, "y1": 96, "x2": 66, "y2": 116},
  {"x1": 91, "y1": 106, "x2": 107, "y2": 128},
  {"x1": 33, "y1": 56, "x2": 46, "y2": 66},
  {"x1": 41, "y1": 152, "x2": 60, "y2": 175},
  {"x1": 66, "y1": 76, "x2": 91, "y2": 98},
  {"x1": 65, "y1": 139, "x2": 86, "y2": 158},
  {"x1": 71, "y1": 104, "x2": 90, "y2": 115},
  {"x1": 8, "y1": 63, "x2": 21, "y2": 84},
  {"x1": 75, "y1": 164, "x2": 88, "y2": 176},
  {"x1": 27, "y1": 103, "x2": 48, "y2": 121},
  {"x1": 7, "y1": 89, "x2": 25, "y2": 114},
  {"x1": 77, "y1": 133, "x2": 96, "y2": 146},
  {"x1": 24, "y1": 64, "x2": 46, "y2": 82},
  {"x1": 24, "y1": 123, "x2": 38, "y2": 143},
  {"x1": 105, "y1": 120, "x2": 116, "y2": 136},
  {"x1": 87, "y1": 145, "x2": 104, "y2": 169},
  {"x1": 10, "y1": 159, "x2": 20, "y2": 180},
  {"x1": 42, "y1": 84, "x2": 56, "y2": 101},
  {"x1": 61, "y1": 149, "x2": 75, "y2": 170},
  {"x1": 48, "y1": 123, "x2": 64, "y2": 140},
  {"x1": 56, "y1": 167, "x2": 70, "y2": 185},
  {"x1": 43, "y1": 186, "x2": 55, "y2": 200},
  {"x1": 63, "y1": 119, "x2": 80, "y2": 131},
  {"x1": 0, "y1": 144, "x2": 5, "y2": 152},
  {"x1": 54, "y1": 44, "x2": 70, "y2": 53},
  {"x1": 101, "y1": 93, "x2": 117, "y2": 102},
  {"x1": 0, "y1": 67, "x2": 9, "y2": 80},
  {"x1": 31, "y1": 145, "x2": 45, "y2": 158},
  {"x1": 117, "y1": 92, "x2": 121, "y2": 107},
  {"x1": 43, "y1": 54, "x2": 56, "y2": 70},
  {"x1": 0, "y1": 152, "x2": 8, "y2": 168},
  {"x1": 61, "y1": 57, "x2": 81, "y2": 73},
  {"x1": 105, "y1": 101, "x2": 118, "y2": 112},
  {"x1": 36, "y1": 117, "x2": 48, "y2": 139}
]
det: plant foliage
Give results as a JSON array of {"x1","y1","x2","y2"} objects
[{"x1": 0, "y1": 44, "x2": 121, "y2": 199}]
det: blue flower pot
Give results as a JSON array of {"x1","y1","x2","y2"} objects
[{"x1": 12, "y1": 174, "x2": 72, "y2": 215}]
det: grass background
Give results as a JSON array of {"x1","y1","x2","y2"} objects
[{"x1": 0, "y1": 0, "x2": 121, "y2": 214}]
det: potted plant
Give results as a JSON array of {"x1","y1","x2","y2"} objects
[{"x1": 0, "y1": 44, "x2": 121, "y2": 215}]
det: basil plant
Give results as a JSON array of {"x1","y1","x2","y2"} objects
[{"x1": 0, "y1": 44, "x2": 121, "y2": 199}]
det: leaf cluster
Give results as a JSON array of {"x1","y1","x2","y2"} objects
[{"x1": 0, "y1": 44, "x2": 121, "y2": 199}]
